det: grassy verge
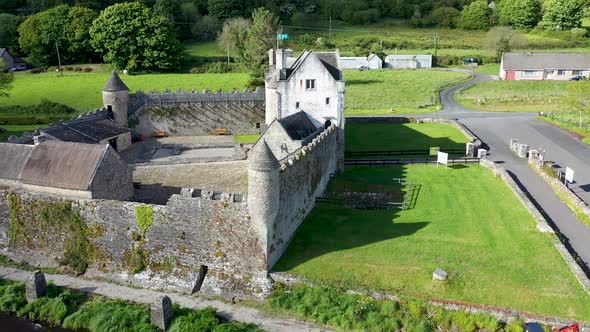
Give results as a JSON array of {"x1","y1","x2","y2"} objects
[
  {"x1": 530, "y1": 163, "x2": 590, "y2": 229},
  {"x1": 0, "y1": 278, "x2": 261, "y2": 332},
  {"x1": 0, "y1": 72, "x2": 250, "y2": 112},
  {"x1": 266, "y1": 283, "x2": 531, "y2": 332},
  {"x1": 274, "y1": 164, "x2": 590, "y2": 320},
  {"x1": 345, "y1": 123, "x2": 469, "y2": 152},
  {"x1": 234, "y1": 134, "x2": 260, "y2": 144},
  {"x1": 456, "y1": 80, "x2": 569, "y2": 112},
  {"x1": 473, "y1": 64, "x2": 500, "y2": 76},
  {"x1": 538, "y1": 115, "x2": 590, "y2": 145},
  {"x1": 345, "y1": 70, "x2": 469, "y2": 115}
]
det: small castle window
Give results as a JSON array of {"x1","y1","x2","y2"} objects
[
  {"x1": 256, "y1": 122, "x2": 261, "y2": 128},
  {"x1": 305, "y1": 79, "x2": 316, "y2": 90},
  {"x1": 325, "y1": 97, "x2": 330, "y2": 105},
  {"x1": 296, "y1": 102, "x2": 300, "y2": 109}
]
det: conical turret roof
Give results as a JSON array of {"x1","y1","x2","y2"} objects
[
  {"x1": 103, "y1": 71, "x2": 129, "y2": 92},
  {"x1": 249, "y1": 140, "x2": 280, "y2": 171}
]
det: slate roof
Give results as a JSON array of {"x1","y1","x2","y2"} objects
[
  {"x1": 0, "y1": 143, "x2": 33, "y2": 181},
  {"x1": 20, "y1": 142, "x2": 108, "y2": 190},
  {"x1": 279, "y1": 51, "x2": 342, "y2": 81},
  {"x1": 103, "y1": 71, "x2": 129, "y2": 92},
  {"x1": 41, "y1": 115, "x2": 130, "y2": 144},
  {"x1": 277, "y1": 111, "x2": 319, "y2": 140},
  {"x1": 502, "y1": 52, "x2": 590, "y2": 70}
]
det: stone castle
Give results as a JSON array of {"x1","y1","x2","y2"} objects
[{"x1": 0, "y1": 49, "x2": 345, "y2": 298}]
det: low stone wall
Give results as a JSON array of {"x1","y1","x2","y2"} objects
[
  {"x1": 479, "y1": 159, "x2": 590, "y2": 297},
  {"x1": 0, "y1": 190, "x2": 270, "y2": 299},
  {"x1": 268, "y1": 124, "x2": 339, "y2": 267},
  {"x1": 130, "y1": 89, "x2": 265, "y2": 137}
]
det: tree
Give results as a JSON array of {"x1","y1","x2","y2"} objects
[
  {"x1": 18, "y1": 5, "x2": 96, "y2": 65},
  {"x1": 563, "y1": 81, "x2": 590, "y2": 128},
  {"x1": 498, "y1": 0, "x2": 542, "y2": 29},
  {"x1": 0, "y1": 14, "x2": 20, "y2": 52},
  {"x1": 90, "y1": 2, "x2": 182, "y2": 71},
  {"x1": 542, "y1": 0, "x2": 583, "y2": 31},
  {"x1": 218, "y1": 17, "x2": 251, "y2": 63},
  {"x1": 458, "y1": 0, "x2": 494, "y2": 30},
  {"x1": 208, "y1": 0, "x2": 244, "y2": 20},
  {"x1": 424, "y1": 6, "x2": 461, "y2": 28},
  {"x1": 485, "y1": 26, "x2": 528, "y2": 59},
  {"x1": 0, "y1": 59, "x2": 14, "y2": 97},
  {"x1": 191, "y1": 15, "x2": 221, "y2": 41},
  {"x1": 243, "y1": 7, "x2": 278, "y2": 78}
]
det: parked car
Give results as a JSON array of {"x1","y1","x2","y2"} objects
[
  {"x1": 11, "y1": 64, "x2": 27, "y2": 71},
  {"x1": 570, "y1": 75, "x2": 586, "y2": 81}
]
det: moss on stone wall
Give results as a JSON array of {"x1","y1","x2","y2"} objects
[{"x1": 7, "y1": 193, "x2": 93, "y2": 274}]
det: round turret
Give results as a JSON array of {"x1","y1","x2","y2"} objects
[
  {"x1": 102, "y1": 71, "x2": 130, "y2": 127},
  {"x1": 247, "y1": 140, "x2": 280, "y2": 268}
]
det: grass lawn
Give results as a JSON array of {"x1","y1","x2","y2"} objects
[
  {"x1": 345, "y1": 123, "x2": 469, "y2": 152},
  {"x1": 345, "y1": 70, "x2": 469, "y2": 115},
  {"x1": 0, "y1": 125, "x2": 42, "y2": 141},
  {"x1": 473, "y1": 63, "x2": 500, "y2": 76},
  {"x1": 234, "y1": 134, "x2": 260, "y2": 144},
  {"x1": 0, "y1": 72, "x2": 250, "y2": 112},
  {"x1": 274, "y1": 164, "x2": 590, "y2": 320},
  {"x1": 456, "y1": 80, "x2": 569, "y2": 112}
]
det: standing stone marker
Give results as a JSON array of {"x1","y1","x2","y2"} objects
[
  {"x1": 26, "y1": 270, "x2": 47, "y2": 302},
  {"x1": 466, "y1": 143, "x2": 476, "y2": 157},
  {"x1": 151, "y1": 295, "x2": 173, "y2": 331},
  {"x1": 477, "y1": 149, "x2": 487, "y2": 159},
  {"x1": 517, "y1": 143, "x2": 528, "y2": 158}
]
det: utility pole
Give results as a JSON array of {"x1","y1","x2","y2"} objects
[
  {"x1": 227, "y1": 44, "x2": 230, "y2": 65},
  {"x1": 276, "y1": 25, "x2": 281, "y2": 50},
  {"x1": 329, "y1": 16, "x2": 332, "y2": 38},
  {"x1": 433, "y1": 33, "x2": 439, "y2": 57},
  {"x1": 55, "y1": 42, "x2": 63, "y2": 76}
]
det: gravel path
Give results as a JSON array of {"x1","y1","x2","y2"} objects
[{"x1": 0, "y1": 266, "x2": 331, "y2": 332}]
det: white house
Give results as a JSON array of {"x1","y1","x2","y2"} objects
[
  {"x1": 340, "y1": 54, "x2": 383, "y2": 70},
  {"x1": 500, "y1": 52, "x2": 590, "y2": 81},
  {"x1": 265, "y1": 49, "x2": 346, "y2": 129},
  {"x1": 385, "y1": 55, "x2": 432, "y2": 69}
]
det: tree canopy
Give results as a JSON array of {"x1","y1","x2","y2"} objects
[
  {"x1": 458, "y1": 0, "x2": 494, "y2": 30},
  {"x1": 89, "y1": 2, "x2": 182, "y2": 71},
  {"x1": 485, "y1": 26, "x2": 528, "y2": 58},
  {"x1": 0, "y1": 59, "x2": 14, "y2": 97},
  {"x1": 498, "y1": 0, "x2": 542, "y2": 29},
  {"x1": 542, "y1": 0, "x2": 583, "y2": 31}
]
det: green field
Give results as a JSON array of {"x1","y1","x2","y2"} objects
[
  {"x1": 456, "y1": 80, "x2": 569, "y2": 112},
  {"x1": 345, "y1": 70, "x2": 469, "y2": 115},
  {"x1": 184, "y1": 41, "x2": 226, "y2": 58},
  {"x1": 473, "y1": 63, "x2": 500, "y2": 76},
  {"x1": 0, "y1": 72, "x2": 250, "y2": 112},
  {"x1": 234, "y1": 134, "x2": 260, "y2": 144},
  {"x1": 345, "y1": 123, "x2": 469, "y2": 152}
]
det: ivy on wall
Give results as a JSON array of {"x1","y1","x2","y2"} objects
[
  {"x1": 7, "y1": 193, "x2": 93, "y2": 274},
  {"x1": 134, "y1": 205, "x2": 154, "y2": 237}
]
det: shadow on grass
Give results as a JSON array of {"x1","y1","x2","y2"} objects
[
  {"x1": 274, "y1": 165, "x2": 429, "y2": 272},
  {"x1": 347, "y1": 79, "x2": 382, "y2": 85}
]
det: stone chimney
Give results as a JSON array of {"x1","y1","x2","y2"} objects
[
  {"x1": 268, "y1": 49, "x2": 275, "y2": 67},
  {"x1": 276, "y1": 49, "x2": 293, "y2": 71}
]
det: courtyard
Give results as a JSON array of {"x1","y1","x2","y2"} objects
[{"x1": 274, "y1": 123, "x2": 590, "y2": 320}]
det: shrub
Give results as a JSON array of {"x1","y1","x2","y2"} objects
[
  {"x1": 571, "y1": 28, "x2": 587, "y2": 38},
  {"x1": 83, "y1": 67, "x2": 93, "y2": 72},
  {"x1": 135, "y1": 205, "x2": 154, "y2": 236},
  {"x1": 190, "y1": 62, "x2": 246, "y2": 74},
  {"x1": 0, "y1": 280, "x2": 27, "y2": 312},
  {"x1": 74, "y1": 67, "x2": 83, "y2": 72},
  {"x1": 17, "y1": 284, "x2": 86, "y2": 326},
  {"x1": 30, "y1": 66, "x2": 48, "y2": 74},
  {"x1": 505, "y1": 318, "x2": 526, "y2": 332}
]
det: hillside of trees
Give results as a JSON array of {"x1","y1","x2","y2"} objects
[{"x1": 0, "y1": 0, "x2": 590, "y2": 72}]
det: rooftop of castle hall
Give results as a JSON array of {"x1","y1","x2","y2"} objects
[
  {"x1": 277, "y1": 111, "x2": 318, "y2": 140},
  {"x1": 279, "y1": 50, "x2": 342, "y2": 81},
  {"x1": 0, "y1": 143, "x2": 33, "y2": 181},
  {"x1": 103, "y1": 71, "x2": 129, "y2": 92},
  {"x1": 41, "y1": 112, "x2": 130, "y2": 144}
]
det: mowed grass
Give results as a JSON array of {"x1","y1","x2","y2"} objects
[
  {"x1": 345, "y1": 70, "x2": 469, "y2": 115},
  {"x1": 274, "y1": 164, "x2": 590, "y2": 320},
  {"x1": 0, "y1": 72, "x2": 250, "y2": 112},
  {"x1": 456, "y1": 80, "x2": 570, "y2": 112},
  {"x1": 234, "y1": 134, "x2": 260, "y2": 144},
  {"x1": 345, "y1": 123, "x2": 469, "y2": 152},
  {"x1": 184, "y1": 41, "x2": 226, "y2": 58}
]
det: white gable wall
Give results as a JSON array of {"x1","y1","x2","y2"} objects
[{"x1": 276, "y1": 54, "x2": 342, "y2": 127}]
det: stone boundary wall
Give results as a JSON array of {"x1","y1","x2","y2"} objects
[
  {"x1": 270, "y1": 271, "x2": 590, "y2": 328},
  {"x1": 479, "y1": 159, "x2": 590, "y2": 297},
  {"x1": 129, "y1": 89, "x2": 265, "y2": 137},
  {"x1": 530, "y1": 159, "x2": 590, "y2": 222},
  {"x1": 0, "y1": 190, "x2": 270, "y2": 299},
  {"x1": 268, "y1": 124, "x2": 339, "y2": 267}
]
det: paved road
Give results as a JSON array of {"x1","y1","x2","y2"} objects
[
  {"x1": 440, "y1": 72, "x2": 590, "y2": 270},
  {"x1": 0, "y1": 267, "x2": 331, "y2": 332}
]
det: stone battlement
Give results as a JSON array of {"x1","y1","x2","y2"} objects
[{"x1": 279, "y1": 123, "x2": 338, "y2": 171}]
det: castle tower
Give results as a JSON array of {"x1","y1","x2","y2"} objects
[
  {"x1": 247, "y1": 140, "x2": 280, "y2": 269},
  {"x1": 102, "y1": 71, "x2": 130, "y2": 127},
  {"x1": 265, "y1": 49, "x2": 279, "y2": 125}
]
